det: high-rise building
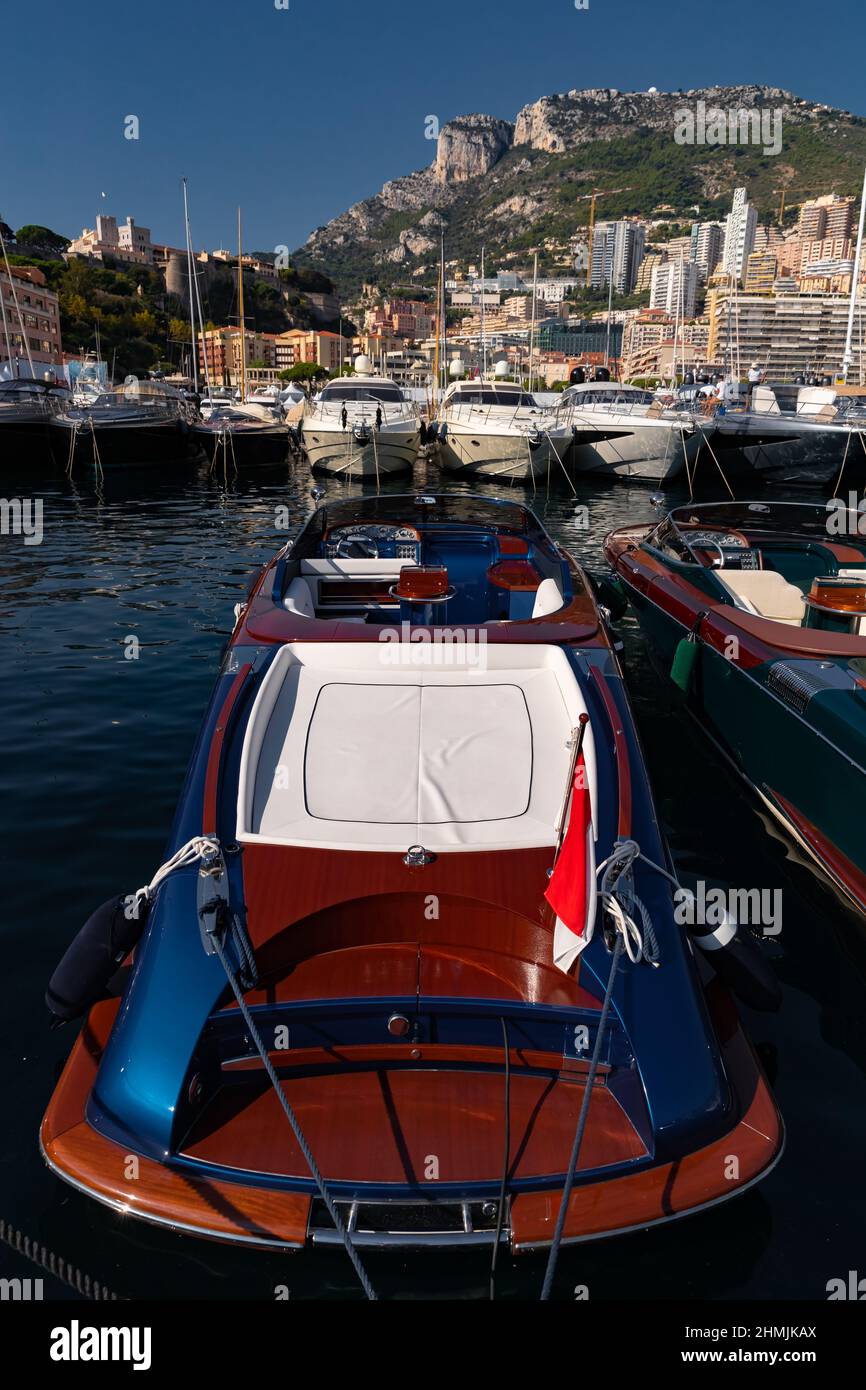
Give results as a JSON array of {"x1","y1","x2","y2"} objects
[
  {"x1": 590, "y1": 221, "x2": 646, "y2": 294},
  {"x1": 744, "y1": 251, "x2": 778, "y2": 295},
  {"x1": 797, "y1": 194, "x2": 856, "y2": 244},
  {"x1": 690, "y1": 222, "x2": 724, "y2": 279},
  {"x1": 650, "y1": 259, "x2": 699, "y2": 319},
  {"x1": 722, "y1": 188, "x2": 758, "y2": 285}
]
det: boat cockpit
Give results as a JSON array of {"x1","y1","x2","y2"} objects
[
  {"x1": 274, "y1": 494, "x2": 572, "y2": 626},
  {"x1": 645, "y1": 501, "x2": 866, "y2": 633}
]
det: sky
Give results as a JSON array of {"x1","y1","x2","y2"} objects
[{"x1": 4, "y1": 0, "x2": 866, "y2": 256}]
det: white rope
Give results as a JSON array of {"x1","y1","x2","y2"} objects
[
  {"x1": 588, "y1": 838, "x2": 678, "y2": 967},
  {"x1": 129, "y1": 835, "x2": 221, "y2": 918}
]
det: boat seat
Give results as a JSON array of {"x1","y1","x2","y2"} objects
[
  {"x1": 301, "y1": 558, "x2": 418, "y2": 577},
  {"x1": 715, "y1": 570, "x2": 806, "y2": 625},
  {"x1": 532, "y1": 578, "x2": 564, "y2": 618},
  {"x1": 284, "y1": 577, "x2": 316, "y2": 618}
]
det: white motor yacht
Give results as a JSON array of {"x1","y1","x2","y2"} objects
[
  {"x1": 558, "y1": 378, "x2": 702, "y2": 482},
  {"x1": 301, "y1": 357, "x2": 420, "y2": 477},
  {"x1": 434, "y1": 379, "x2": 573, "y2": 482}
]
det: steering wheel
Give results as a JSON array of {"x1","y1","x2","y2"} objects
[{"x1": 335, "y1": 534, "x2": 379, "y2": 559}]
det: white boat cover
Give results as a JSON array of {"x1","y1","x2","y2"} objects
[{"x1": 236, "y1": 643, "x2": 597, "y2": 859}]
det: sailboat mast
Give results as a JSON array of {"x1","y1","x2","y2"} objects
[
  {"x1": 528, "y1": 251, "x2": 538, "y2": 389},
  {"x1": 433, "y1": 253, "x2": 441, "y2": 404},
  {"x1": 237, "y1": 207, "x2": 246, "y2": 400},
  {"x1": 842, "y1": 163, "x2": 866, "y2": 384},
  {"x1": 440, "y1": 231, "x2": 447, "y2": 396},
  {"x1": 182, "y1": 179, "x2": 199, "y2": 394},
  {"x1": 480, "y1": 245, "x2": 487, "y2": 381}
]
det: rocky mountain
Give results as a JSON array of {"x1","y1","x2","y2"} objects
[{"x1": 296, "y1": 86, "x2": 866, "y2": 299}]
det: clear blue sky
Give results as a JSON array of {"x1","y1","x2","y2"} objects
[{"x1": 3, "y1": 0, "x2": 865, "y2": 255}]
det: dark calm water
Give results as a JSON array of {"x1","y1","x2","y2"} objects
[{"x1": 1, "y1": 450, "x2": 864, "y2": 1302}]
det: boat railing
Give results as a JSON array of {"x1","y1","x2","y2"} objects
[
  {"x1": 308, "y1": 396, "x2": 420, "y2": 428},
  {"x1": 442, "y1": 401, "x2": 555, "y2": 433}
]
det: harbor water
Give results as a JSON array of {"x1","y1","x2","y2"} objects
[{"x1": 2, "y1": 453, "x2": 865, "y2": 1300}]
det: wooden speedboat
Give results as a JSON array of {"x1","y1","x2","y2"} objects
[
  {"x1": 42, "y1": 494, "x2": 781, "y2": 1281},
  {"x1": 605, "y1": 499, "x2": 866, "y2": 917}
]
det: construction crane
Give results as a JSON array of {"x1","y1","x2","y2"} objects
[
  {"x1": 577, "y1": 186, "x2": 635, "y2": 287},
  {"x1": 773, "y1": 183, "x2": 839, "y2": 226}
]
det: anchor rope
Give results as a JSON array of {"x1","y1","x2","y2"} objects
[{"x1": 539, "y1": 934, "x2": 623, "y2": 1300}]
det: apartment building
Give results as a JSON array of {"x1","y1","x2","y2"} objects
[
  {"x1": 650, "y1": 259, "x2": 699, "y2": 318},
  {"x1": 722, "y1": 188, "x2": 758, "y2": 285},
  {"x1": 0, "y1": 265, "x2": 64, "y2": 371},
  {"x1": 590, "y1": 221, "x2": 646, "y2": 294},
  {"x1": 690, "y1": 222, "x2": 724, "y2": 279},
  {"x1": 797, "y1": 194, "x2": 856, "y2": 244},
  {"x1": 744, "y1": 251, "x2": 778, "y2": 295},
  {"x1": 706, "y1": 289, "x2": 866, "y2": 381}
]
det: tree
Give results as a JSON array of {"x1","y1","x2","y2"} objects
[
  {"x1": 15, "y1": 225, "x2": 69, "y2": 255},
  {"x1": 280, "y1": 362, "x2": 328, "y2": 385}
]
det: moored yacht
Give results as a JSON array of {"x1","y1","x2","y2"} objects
[
  {"x1": 192, "y1": 399, "x2": 290, "y2": 468},
  {"x1": 434, "y1": 376, "x2": 573, "y2": 483},
  {"x1": 0, "y1": 377, "x2": 70, "y2": 468},
  {"x1": 698, "y1": 382, "x2": 866, "y2": 488},
  {"x1": 558, "y1": 376, "x2": 702, "y2": 482},
  {"x1": 51, "y1": 378, "x2": 201, "y2": 468},
  {"x1": 301, "y1": 357, "x2": 420, "y2": 477}
]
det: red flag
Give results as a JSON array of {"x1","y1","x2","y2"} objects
[{"x1": 544, "y1": 755, "x2": 591, "y2": 937}]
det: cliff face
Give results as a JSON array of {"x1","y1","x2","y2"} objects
[
  {"x1": 435, "y1": 114, "x2": 515, "y2": 184},
  {"x1": 296, "y1": 86, "x2": 866, "y2": 296},
  {"x1": 511, "y1": 86, "x2": 812, "y2": 151}
]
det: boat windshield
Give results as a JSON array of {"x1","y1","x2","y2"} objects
[
  {"x1": 319, "y1": 385, "x2": 405, "y2": 403},
  {"x1": 663, "y1": 500, "x2": 842, "y2": 549},
  {"x1": 303, "y1": 493, "x2": 535, "y2": 539},
  {"x1": 452, "y1": 389, "x2": 539, "y2": 407}
]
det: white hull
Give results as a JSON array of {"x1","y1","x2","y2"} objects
[
  {"x1": 302, "y1": 426, "x2": 418, "y2": 477},
  {"x1": 437, "y1": 426, "x2": 573, "y2": 481},
  {"x1": 568, "y1": 420, "x2": 700, "y2": 481}
]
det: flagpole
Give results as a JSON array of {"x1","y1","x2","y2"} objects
[{"x1": 551, "y1": 713, "x2": 590, "y2": 868}]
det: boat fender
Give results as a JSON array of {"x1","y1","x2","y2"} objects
[
  {"x1": 419, "y1": 420, "x2": 428, "y2": 445},
  {"x1": 438, "y1": 421, "x2": 446, "y2": 442},
  {"x1": 45, "y1": 894, "x2": 150, "y2": 1024},
  {"x1": 670, "y1": 610, "x2": 708, "y2": 694},
  {"x1": 680, "y1": 891, "x2": 782, "y2": 1012},
  {"x1": 589, "y1": 571, "x2": 629, "y2": 622}
]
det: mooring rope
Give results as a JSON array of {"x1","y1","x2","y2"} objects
[
  {"x1": 539, "y1": 934, "x2": 624, "y2": 1301},
  {"x1": 206, "y1": 931, "x2": 377, "y2": 1301},
  {"x1": 539, "y1": 836, "x2": 674, "y2": 1299},
  {"x1": 0, "y1": 1219, "x2": 123, "y2": 1301}
]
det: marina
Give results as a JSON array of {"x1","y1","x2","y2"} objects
[{"x1": 0, "y1": 452, "x2": 865, "y2": 1306}]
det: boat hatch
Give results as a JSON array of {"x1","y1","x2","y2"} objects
[{"x1": 236, "y1": 643, "x2": 597, "y2": 853}]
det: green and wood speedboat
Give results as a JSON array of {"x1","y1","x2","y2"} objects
[{"x1": 604, "y1": 501, "x2": 866, "y2": 917}]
